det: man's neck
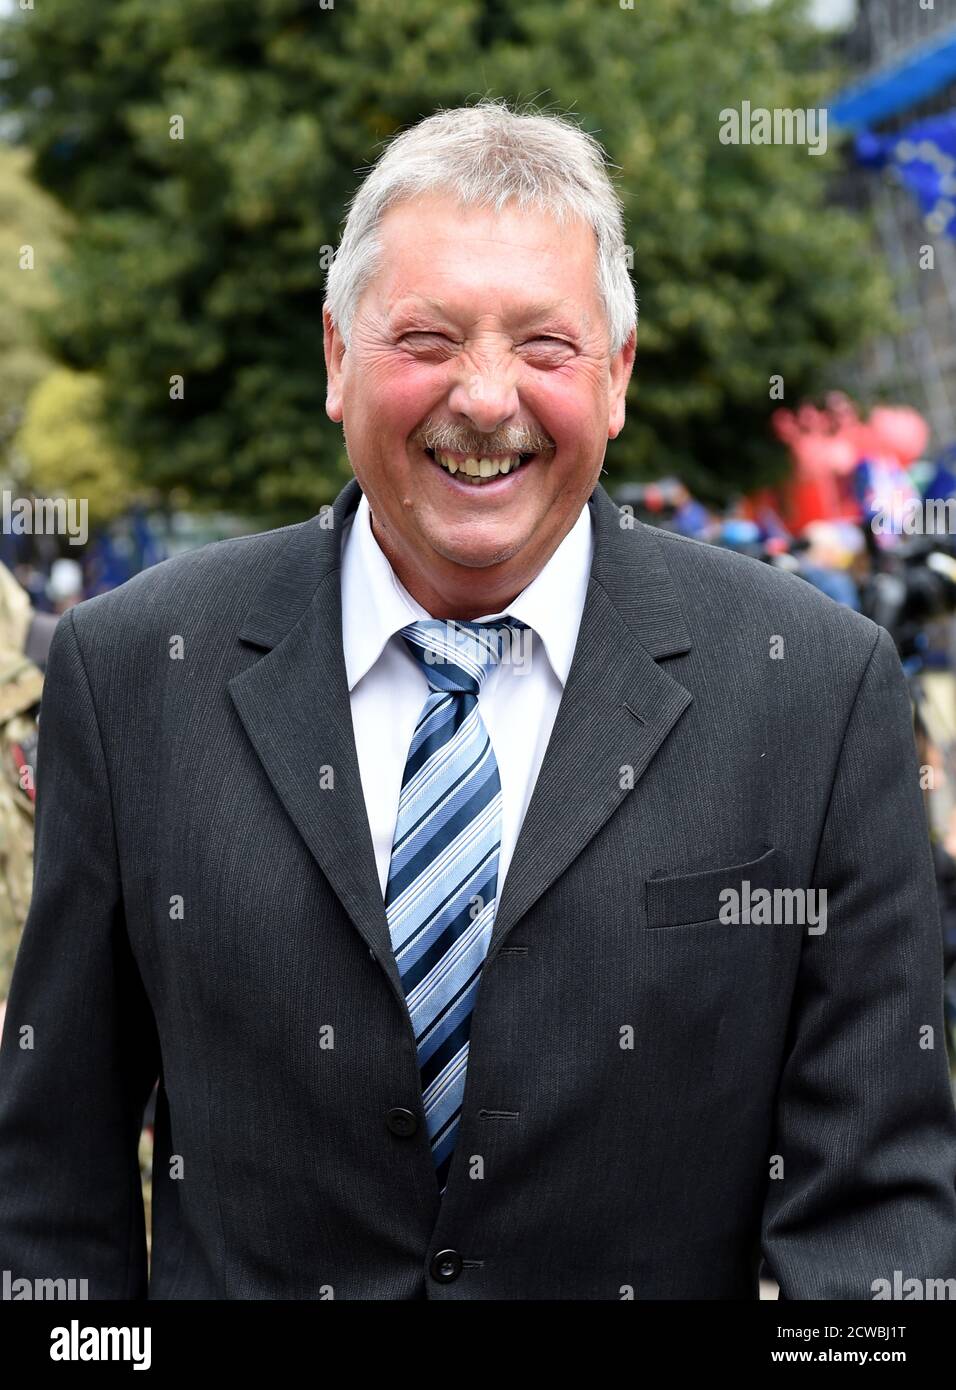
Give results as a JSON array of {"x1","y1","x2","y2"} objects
[{"x1": 369, "y1": 514, "x2": 555, "y2": 620}]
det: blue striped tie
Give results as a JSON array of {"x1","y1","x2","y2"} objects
[{"x1": 385, "y1": 617, "x2": 525, "y2": 1193}]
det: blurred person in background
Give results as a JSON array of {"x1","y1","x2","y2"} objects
[
  {"x1": 792, "y1": 521, "x2": 863, "y2": 611},
  {"x1": 46, "y1": 557, "x2": 84, "y2": 615}
]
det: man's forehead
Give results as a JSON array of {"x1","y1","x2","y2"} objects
[
  {"x1": 382, "y1": 292, "x2": 594, "y2": 336},
  {"x1": 376, "y1": 194, "x2": 597, "y2": 269}
]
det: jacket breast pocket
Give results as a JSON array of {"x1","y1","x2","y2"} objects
[{"x1": 644, "y1": 844, "x2": 779, "y2": 928}]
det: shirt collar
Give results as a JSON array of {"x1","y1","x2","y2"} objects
[{"x1": 340, "y1": 490, "x2": 594, "y2": 691}]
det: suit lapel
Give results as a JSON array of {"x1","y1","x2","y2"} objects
[
  {"x1": 487, "y1": 484, "x2": 694, "y2": 956},
  {"x1": 227, "y1": 476, "x2": 694, "y2": 983},
  {"x1": 227, "y1": 480, "x2": 407, "y2": 1004}
]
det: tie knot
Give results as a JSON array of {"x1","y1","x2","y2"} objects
[{"x1": 401, "y1": 617, "x2": 527, "y2": 695}]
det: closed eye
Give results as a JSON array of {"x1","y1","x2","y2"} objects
[
  {"x1": 518, "y1": 337, "x2": 575, "y2": 364},
  {"x1": 399, "y1": 332, "x2": 457, "y2": 347}
]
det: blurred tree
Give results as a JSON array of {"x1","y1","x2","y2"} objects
[
  {"x1": 17, "y1": 369, "x2": 138, "y2": 527},
  {"x1": 0, "y1": 145, "x2": 65, "y2": 476},
  {"x1": 0, "y1": 144, "x2": 139, "y2": 520},
  {"x1": 0, "y1": 0, "x2": 895, "y2": 516}
]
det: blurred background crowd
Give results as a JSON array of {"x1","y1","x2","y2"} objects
[{"x1": 1, "y1": 0, "x2": 956, "y2": 1194}]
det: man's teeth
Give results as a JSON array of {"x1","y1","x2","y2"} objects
[{"x1": 432, "y1": 450, "x2": 527, "y2": 482}]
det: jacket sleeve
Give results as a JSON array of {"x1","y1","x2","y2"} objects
[
  {"x1": 0, "y1": 607, "x2": 160, "y2": 1298},
  {"x1": 761, "y1": 624, "x2": 956, "y2": 1298}
]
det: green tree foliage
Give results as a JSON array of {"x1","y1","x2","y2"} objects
[
  {"x1": 0, "y1": 145, "x2": 138, "y2": 517},
  {"x1": 17, "y1": 369, "x2": 138, "y2": 526},
  {"x1": 0, "y1": 144, "x2": 66, "y2": 472},
  {"x1": 0, "y1": 0, "x2": 894, "y2": 517}
]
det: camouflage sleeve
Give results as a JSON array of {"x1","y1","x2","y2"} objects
[{"x1": 0, "y1": 705, "x2": 40, "y2": 998}]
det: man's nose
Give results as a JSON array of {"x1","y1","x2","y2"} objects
[{"x1": 447, "y1": 353, "x2": 520, "y2": 434}]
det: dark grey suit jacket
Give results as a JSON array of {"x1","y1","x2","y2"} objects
[{"x1": 1, "y1": 477, "x2": 954, "y2": 1299}]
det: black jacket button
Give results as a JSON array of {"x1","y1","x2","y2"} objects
[
  {"x1": 430, "y1": 1249, "x2": 463, "y2": 1283},
  {"x1": 385, "y1": 1107, "x2": 418, "y2": 1137}
]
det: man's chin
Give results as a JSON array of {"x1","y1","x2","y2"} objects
[
  {"x1": 428, "y1": 536, "x2": 529, "y2": 572},
  {"x1": 419, "y1": 514, "x2": 533, "y2": 572}
]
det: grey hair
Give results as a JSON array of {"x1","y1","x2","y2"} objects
[{"x1": 324, "y1": 98, "x2": 637, "y2": 355}]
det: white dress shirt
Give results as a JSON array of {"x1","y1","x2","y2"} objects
[{"x1": 339, "y1": 491, "x2": 594, "y2": 898}]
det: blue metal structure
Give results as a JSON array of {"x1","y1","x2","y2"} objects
[{"x1": 830, "y1": 28, "x2": 956, "y2": 129}]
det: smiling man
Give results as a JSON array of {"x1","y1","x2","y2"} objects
[
  {"x1": 0, "y1": 100, "x2": 954, "y2": 1301},
  {"x1": 324, "y1": 185, "x2": 632, "y2": 617}
]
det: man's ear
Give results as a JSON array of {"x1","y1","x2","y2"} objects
[
  {"x1": 607, "y1": 328, "x2": 637, "y2": 441},
  {"x1": 323, "y1": 305, "x2": 346, "y2": 423}
]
